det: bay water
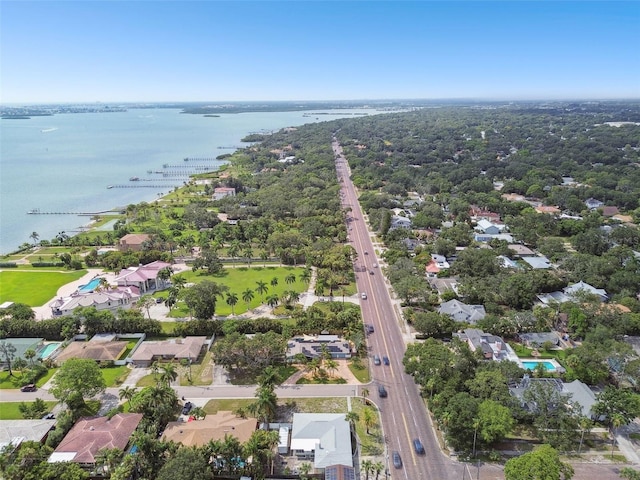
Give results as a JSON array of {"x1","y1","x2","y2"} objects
[{"x1": 1, "y1": 108, "x2": 377, "y2": 254}]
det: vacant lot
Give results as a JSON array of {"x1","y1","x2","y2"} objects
[{"x1": 0, "y1": 269, "x2": 86, "y2": 306}]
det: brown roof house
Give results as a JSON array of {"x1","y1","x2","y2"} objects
[
  {"x1": 130, "y1": 336, "x2": 208, "y2": 367},
  {"x1": 118, "y1": 233, "x2": 151, "y2": 252},
  {"x1": 55, "y1": 334, "x2": 128, "y2": 364},
  {"x1": 48, "y1": 413, "x2": 142, "y2": 468},
  {"x1": 163, "y1": 411, "x2": 257, "y2": 447}
]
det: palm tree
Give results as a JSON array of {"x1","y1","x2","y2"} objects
[
  {"x1": 361, "y1": 387, "x2": 370, "y2": 404},
  {"x1": 56, "y1": 231, "x2": 69, "y2": 244},
  {"x1": 242, "y1": 245, "x2": 253, "y2": 267},
  {"x1": 362, "y1": 406, "x2": 376, "y2": 434},
  {"x1": 270, "y1": 276, "x2": 278, "y2": 288},
  {"x1": 95, "y1": 447, "x2": 124, "y2": 477},
  {"x1": 257, "y1": 366, "x2": 279, "y2": 389},
  {"x1": 171, "y1": 274, "x2": 187, "y2": 290},
  {"x1": 345, "y1": 411, "x2": 359, "y2": 430},
  {"x1": 361, "y1": 459, "x2": 374, "y2": 480},
  {"x1": 24, "y1": 348, "x2": 36, "y2": 366},
  {"x1": 138, "y1": 294, "x2": 155, "y2": 320},
  {"x1": 285, "y1": 273, "x2": 296, "y2": 285},
  {"x1": 249, "y1": 385, "x2": 278, "y2": 425},
  {"x1": 119, "y1": 386, "x2": 138, "y2": 407},
  {"x1": 226, "y1": 292, "x2": 239, "y2": 315},
  {"x1": 255, "y1": 280, "x2": 268, "y2": 303},
  {"x1": 260, "y1": 249, "x2": 269, "y2": 267},
  {"x1": 610, "y1": 412, "x2": 625, "y2": 458},
  {"x1": 325, "y1": 358, "x2": 338, "y2": 378},
  {"x1": 189, "y1": 406, "x2": 206, "y2": 420},
  {"x1": 228, "y1": 241, "x2": 241, "y2": 267},
  {"x1": 159, "y1": 363, "x2": 178, "y2": 386},
  {"x1": 29, "y1": 231, "x2": 39, "y2": 246},
  {"x1": 266, "y1": 294, "x2": 279, "y2": 309},
  {"x1": 300, "y1": 268, "x2": 312, "y2": 284},
  {"x1": 299, "y1": 462, "x2": 312, "y2": 480},
  {"x1": 242, "y1": 288, "x2": 255, "y2": 310},
  {"x1": 373, "y1": 461, "x2": 385, "y2": 480}
]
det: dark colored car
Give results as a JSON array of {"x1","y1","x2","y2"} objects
[
  {"x1": 382, "y1": 356, "x2": 390, "y2": 365},
  {"x1": 156, "y1": 297, "x2": 164, "y2": 304},
  {"x1": 365, "y1": 324, "x2": 374, "y2": 334},
  {"x1": 369, "y1": 270, "x2": 374, "y2": 275},
  {"x1": 20, "y1": 384, "x2": 37, "y2": 392},
  {"x1": 181, "y1": 401, "x2": 194, "y2": 415},
  {"x1": 373, "y1": 355, "x2": 381, "y2": 365},
  {"x1": 378, "y1": 385, "x2": 387, "y2": 398},
  {"x1": 413, "y1": 438, "x2": 425, "y2": 454},
  {"x1": 392, "y1": 451, "x2": 402, "y2": 468}
]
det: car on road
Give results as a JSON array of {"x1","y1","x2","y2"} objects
[
  {"x1": 364, "y1": 251, "x2": 368, "y2": 255},
  {"x1": 42, "y1": 413, "x2": 55, "y2": 420},
  {"x1": 369, "y1": 270, "x2": 374, "y2": 275},
  {"x1": 373, "y1": 263, "x2": 378, "y2": 268},
  {"x1": 382, "y1": 356, "x2": 390, "y2": 365},
  {"x1": 413, "y1": 438, "x2": 425, "y2": 454},
  {"x1": 365, "y1": 324, "x2": 374, "y2": 334},
  {"x1": 155, "y1": 297, "x2": 164, "y2": 304},
  {"x1": 392, "y1": 451, "x2": 402, "y2": 468},
  {"x1": 373, "y1": 354, "x2": 381, "y2": 365},
  {"x1": 361, "y1": 292, "x2": 367, "y2": 299},
  {"x1": 378, "y1": 385, "x2": 387, "y2": 398},
  {"x1": 20, "y1": 384, "x2": 37, "y2": 392},
  {"x1": 181, "y1": 401, "x2": 194, "y2": 415}
]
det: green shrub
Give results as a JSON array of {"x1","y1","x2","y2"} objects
[{"x1": 0, "y1": 262, "x2": 17, "y2": 268}]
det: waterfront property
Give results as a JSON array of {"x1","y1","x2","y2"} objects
[
  {"x1": 114, "y1": 260, "x2": 172, "y2": 293},
  {"x1": 49, "y1": 286, "x2": 139, "y2": 317},
  {"x1": 118, "y1": 233, "x2": 151, "y2": 252}
]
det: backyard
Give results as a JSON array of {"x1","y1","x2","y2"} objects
[{"x1": 0, "y1": 269, "x2": 87, "y2": 306}]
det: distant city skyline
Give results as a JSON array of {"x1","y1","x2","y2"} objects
[{"x1": 1, "y1": 1, "x2": 639, "y2": 104}]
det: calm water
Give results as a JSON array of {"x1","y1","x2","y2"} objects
[{"x1": 1, "y1": 108, "x2": 377, "y2": 254}]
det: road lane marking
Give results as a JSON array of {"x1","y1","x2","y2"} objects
[{"x1": 402, "y1": 412, "x2": 417, "y2": 466}]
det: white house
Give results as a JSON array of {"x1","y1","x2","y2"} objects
[
  {"x1": 438, "y1": 299, "x2": 486, "y2": 323},
  {"x1": 290, "y1": 413, "x2": 353, "y2": 471}
]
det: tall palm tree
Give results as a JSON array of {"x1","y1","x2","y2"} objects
[
  {"x1": 29, "y1": 231, "x2": 39, "y2": 246},
  {"x1": 266, "y1": 294, "x2": 279, "y2": 309},
  {"x1": 345, "y1": 411, "x2": 359, "y2": 430},
  {"x1": 189, "y1": 406, "x2": 207, "y2": 420},
  {"x1": 285, "y1": 273, "x2": 296, "y2": 285},
  {"x1": 248, "y1": 385, "x2": 278, "y2": 425},
  {"x1": 373, "y1": 461, "x2": 385, "y2": 480},
  {"x1": 159, "y1": 363, "x2": 178, "y2": 386},
  {"x1": 228, "y1": 241, "x2": 241, "y2": 267},
  {"x1": 242, "y1": 288, "x2": 255, "y2": 310},
  {"x1": 325, "y1": 358, "x2": 338, "y2": 378},
  {"x1": 362, "y1": 406, "x2": 376, "y2": 434},
  {"x1": 300, "y1": 268, "x2": 312, "y2": 284},
  {"x1": 171, "y1": 274, "x2": 187, "y2": 290},
  {"x1": 361, "y1": 459, "x2": 374, "y2": 480},
  {"x1": 226, "y1": 292, "x2": 239, "y2": 315},
  {"x1": 24, "y1": 348, "x2": 36, "y2": 366},
  {"x1": 119, "y1": 385, "x2": 138, "y2": 407},
  {"x1": 270, "y1": 276, "x2": 278, "y2": 288},
  {"x1": 242, "y1": 245, "x2": 253, "y2": 267},
  {"x1": 257, "y1": 366, "x2": 279, "y2": 389},
  {"x1": 255, "y1": 280, "x2": 268, "y2": 303}
]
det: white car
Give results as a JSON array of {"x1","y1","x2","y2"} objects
[{"x1": 361, "y1": 292, "x2": 367, "y2": 299}]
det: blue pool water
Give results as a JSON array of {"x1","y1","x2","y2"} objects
[
  {"x1": 39, "y1": 342, "x2": 61, "y2": 359},
  {"x1": 522, "y1": 360, "x2": 556, "y2": 371},
  {"x1": 79, "y1": 278, "x2": 101, "y2": 292}
]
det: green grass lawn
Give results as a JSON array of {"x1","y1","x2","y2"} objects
[
  {"x1": 136, "y1": 374, "x2": 157, "y2": 387},
  {"x1": 0, "y1": 269, "x2": 87, "y2": 305},
  {"x1": 0, "y1": 368, "x2": 58, "y2": 389},
  {"x1": 101, "y1": 365, "x2": 130, "y2": 387},
  {"x1": 348, "y1": 359, "x2": 370, "y2": 383},
  {"x1": 168, "y1": 266, "x2": 309, "y2": 317},
  {"x1": 0, "y1": 401, "x2": 58, "y2": 420}
]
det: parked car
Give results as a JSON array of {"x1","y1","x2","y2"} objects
[
  {"x1": 369, "y1": 270, "x2": 374, "y2": 275},
  {"x1": 373, "y1": 263, "x2": 378, "y2": 268},
  {"x1": 42, "y1": 413, "x2": 55, "y2": 420},
  {"x1": 364, "y1": 251, "x2": 369, "y2": 255},
  {"x1": 361, "y1": 292, "x2": 367, "y2": 299},
  {"x1": 155, "y1": 297, "x2": 164, "y2": 304},
  {"x1": 365, "y1": 324, "x2": 374, "y2": 334},
  {"x1": 378, "y1": 385, "x2": 387, "y2": 398},
  {"x1": 382, "y1": 356, "x2": 390, "y2": 366},
  {"x1": 373, "y1": 354, "x2": 381, "y2": 365},
  {"x1": 20, "y1": 384, "x2": 37, "y2": 392},
  {"x1": 392, "y1": 451, "x2": 402, "y2": 468},
  {"x1": 413, "y1": 438, "x2": 425, "y2": 454},
  {"x1": 181, "y1": 401, "x2": 194, "y2": 415}
]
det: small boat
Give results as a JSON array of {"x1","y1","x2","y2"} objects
[
  {"x1": 27, "y1": 208, "x2": 40, "y2": 214},
  {"x1": 129, "y1": 176, "x2": 140, "y2": 181},
  {"x1": 107, "y1": 185, "x2": 113, "y2": 189}
]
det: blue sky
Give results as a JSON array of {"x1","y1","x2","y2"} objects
[{"x1": 1, "y1": 1, "x2": 638, "y2": 103}]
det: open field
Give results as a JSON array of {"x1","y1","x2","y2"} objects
[{"x1": 0, "y1": 269, "x2": 87, "y2": 305}]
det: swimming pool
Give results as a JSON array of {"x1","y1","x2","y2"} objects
[
  {"x1": 521, "y1": 360, "x2": 557, "y2": 371},
  {"x1": 38, "y1": 342, "x2": 62, "y2": 360},
  {"x1": 78, "y1": 278, "x2": 102, "y2": 293}
]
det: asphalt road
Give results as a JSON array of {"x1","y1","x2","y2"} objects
[{"x1": 333, "y1": 138, "x2": 458, "y2": 480}]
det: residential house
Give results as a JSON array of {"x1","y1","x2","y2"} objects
[
  {"x1": 585, "y1": 198, "x2": 604, "y2": 210},
  {"x1": 537, "y1": 281, "x2": 609, "y2": 306},
  {"x1": 428, "y1": 277, "x2": 459, "y2": 296},
  {"x1": 508, "y1": 244, "x2": 536, "y2": 257},
  {"x1": 509, "y1": 377, "x2": 598, "y2": 418},
  {"x1": 0, "y1": 419, "x2": 56, "y2": 450},
  {"x1": 389, "y1": 215, "x2": 412, "y2": 230},
  {"x1": 600, "y1": 206, "x2": 620, "y2": 217},
  {"x1": 522, "y1": 255, "x2": 552, "y2": 269},
  {"x1": 438, "y1": 299, "x2": 486, "y2": 323},
  {"x1": 212, "y1": 187, "x2": 236, "y2": 200},
  {"x1": 454, "y1": 329, "x2": 519, "y2": 363},
  {"x1": 474, "y1": 219, "x2": 505, "y2": 235},
  {"x1": 402, "y1": 238, "x2": 421, "y2": 252},
  {"x1": 497, "y1": 255, "x2": 521, "y2": 269},
  {"x1": 163, "y1": 411, "x2": 257, "y2": 447},
  {"x1": 469, "y1": 205, "x2": 501, "y2": 223},
  {"x1": 130, "y1": 336, "x2": 208, "y2": 367},
  {"x1": 290, "y1": 413, "x2": 353, "y2": 471},
  {"x1": 49, "y1": 287, "x2": 139, "y2": 317},
  {"x1": 114, "y1": 260, "x2": 172, "y2": 293},
  {"x1": 54, "y1": 335, "x2": 128, "y2": 364},
  {"x1": 48, "y1": 413, "x2": 143, "y2": 468},
  {"x1": 518, "y1": 332, "x2": 560, "y2": 348},
  {"x1": 474, "y1": 233, "x2": 514, "y2": 243},
  {"x1": 118, "y1": 233, "x2": 151, "y2": 252},
  {"x1": 425, "y1": 254, "x2": 450, "y2": 277},
  {"x1": 286, "y1": 335, "x2": 352, "y2": 360}
]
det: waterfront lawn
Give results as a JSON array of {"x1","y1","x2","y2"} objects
[
  {"x1": 0, "y1": 402, "x2": 58, "y2": 420},
  {"x1": 169, "y1": 266, "x2": 308, "y2": 317},
  {"x1": 0, "y1": 270, "x2": 87, "y2": 306}
]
